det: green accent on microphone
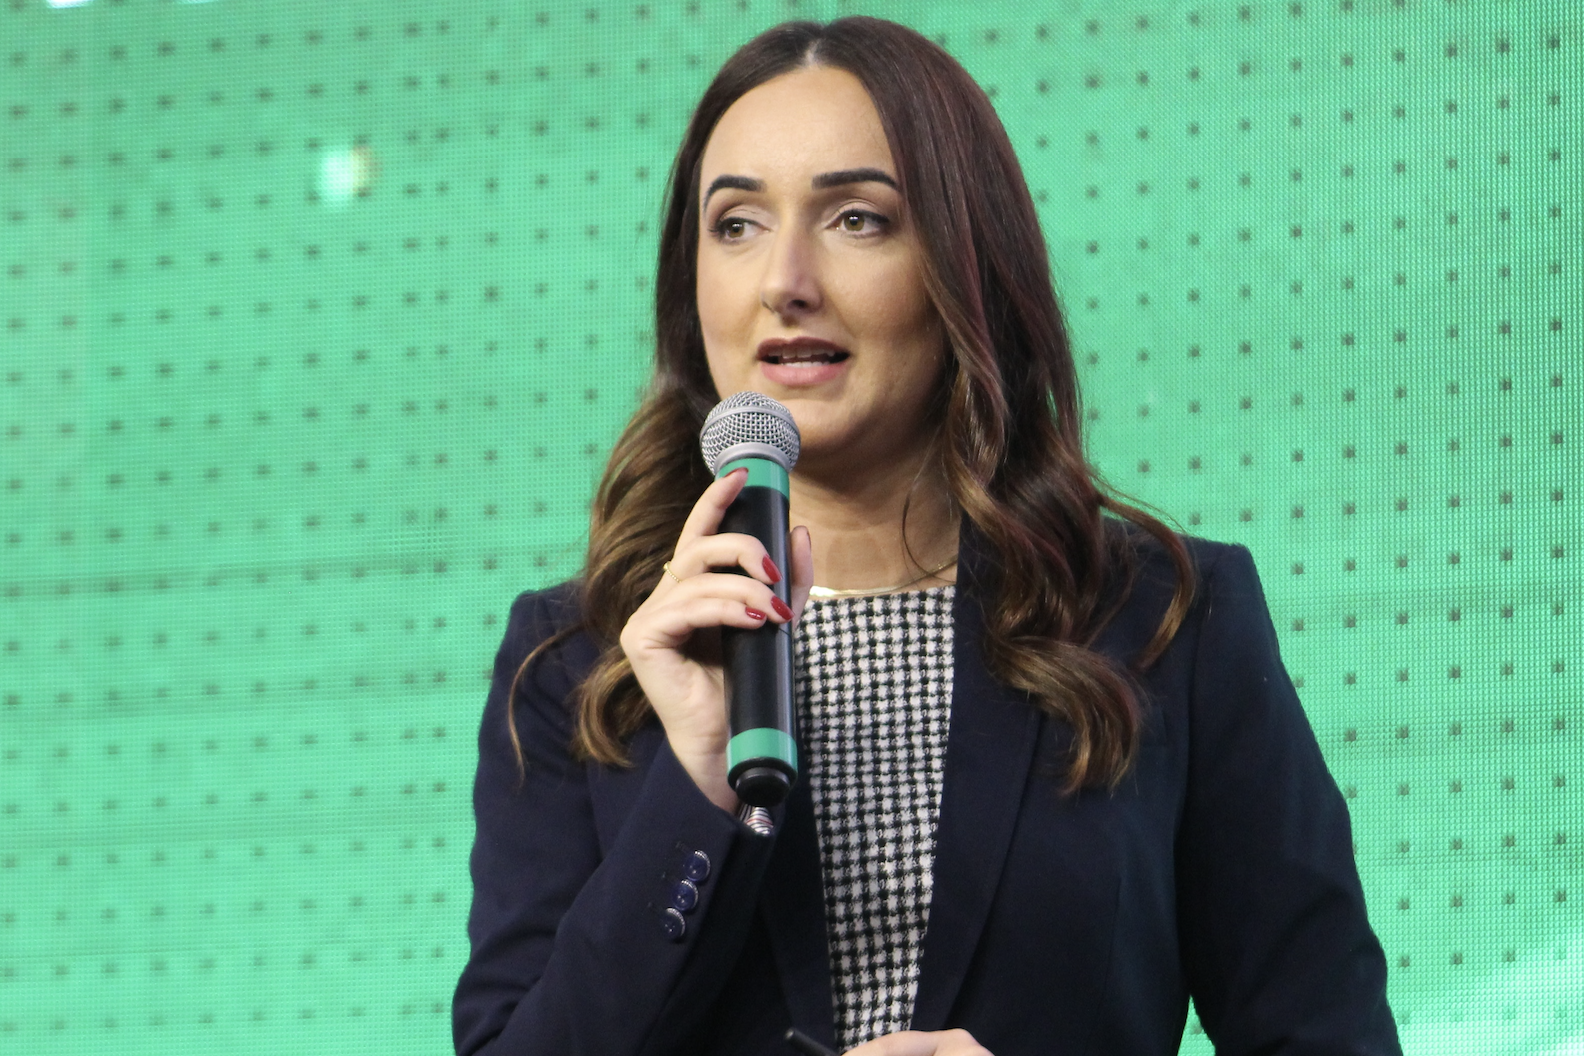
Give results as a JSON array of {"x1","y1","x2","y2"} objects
[
  {"x1": 727, "y1": 728, "x2": 798, "y2": 773},
  {"x1": 718, "y1": 457, "x2": 790, "y2": 497}
]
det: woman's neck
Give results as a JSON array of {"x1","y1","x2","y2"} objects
[{"x1": 788, "y1": 449, "x2": 959, "y2": 594}]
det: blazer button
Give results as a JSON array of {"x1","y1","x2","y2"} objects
[
  {"x1": 671, "y1": 879, "x2": 699, "y2": 913},
  {"x1": 661, "y1": 908, "x2": 686, "y2": 942},
  {"x1": 683, "y1": 850, "x2": 711, "y2": 883}
]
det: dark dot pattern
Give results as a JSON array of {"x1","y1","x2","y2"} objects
[{"x1": 0, "y1": 2, "x2": 1577, "y2": 1052}]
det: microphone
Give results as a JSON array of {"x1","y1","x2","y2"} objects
[{"x1": 699, "y1": 391, "x2": 801, "y2": 811}]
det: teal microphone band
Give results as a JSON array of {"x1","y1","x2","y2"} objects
[{"x1": 717, "y1": 456, "x2": 790, "y2": 497}]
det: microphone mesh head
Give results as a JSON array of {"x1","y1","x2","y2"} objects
[{"x1": 699, "y1": 391, "x2": 801, "y2": 474}]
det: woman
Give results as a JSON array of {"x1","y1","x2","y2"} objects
[{"x1": 453, "y1": 18, "x2": 1399, "y2": 1056}]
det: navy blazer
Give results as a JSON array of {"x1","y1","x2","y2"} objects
[{"x1": 453, "y1": 532, "x2": 1401, "y2": 1056}]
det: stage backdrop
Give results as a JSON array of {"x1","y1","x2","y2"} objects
[{"x1": 1, "y1": 1, "x2": 1577, "y2": 1052}]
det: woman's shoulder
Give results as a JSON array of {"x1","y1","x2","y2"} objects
[
  {"x1": 1096, "y1": 522, "x2": 1281, "y2": 663},
  {"x1": 1107, "y1": 518, "x2": 1260, "y2": 600},
  {"x1": 502, "y1": 579, "x2": 585, "y2": 638},
  {"x1": 494, "y1": 579, "x2": 599, "y2": 690}
]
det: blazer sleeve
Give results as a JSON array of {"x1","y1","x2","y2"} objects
[
  {"x1": 451, "y1": 589, "x2": 777, "y2": 1056},
  {"x1": 1177, "y1": 545, "x2": 1402, "y2": 1055}
]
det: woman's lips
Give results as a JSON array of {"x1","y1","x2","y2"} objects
[{"x1": 756, "y1": 337, "x2": 850, "y2": 387}]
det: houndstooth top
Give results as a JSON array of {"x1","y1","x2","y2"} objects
[{"x1": 794, "y1": 586, "x2": 955, "y2": 1052}]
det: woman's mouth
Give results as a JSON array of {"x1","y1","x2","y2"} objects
[
  {"x1": 756, "y1": 338, "x2": 851, "y2": 365},
  {"x1": 756, "y1": 337, "x2": 851, "y2": 386},
  {"x1": 762, "y1": 347, "x2": 850, "y2": 365}
]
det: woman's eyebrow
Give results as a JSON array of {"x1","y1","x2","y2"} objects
[
  {"x1": 811, "y1": 167, "x2": 897, "y2": 190},
  {"x1": 702, "y1": 168, "x2": 899, "y2": 207},
  {"x1": 703, "y1": 174, "x2": 764, "y2": 206}
]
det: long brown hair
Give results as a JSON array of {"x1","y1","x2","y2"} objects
[{"x1": 513, "y1": 17, "x2": 1194, "y2": 792}]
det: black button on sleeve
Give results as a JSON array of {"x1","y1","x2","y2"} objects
[
  {"x1": 661, "y1": 907, "x2": 687, "y2": 942},
  {"x1": 670, "y1": 879, "x2": 699, "y2": 913},
  {"x1": 683, "y1": 849, "x2": 711, "y2": 882}
]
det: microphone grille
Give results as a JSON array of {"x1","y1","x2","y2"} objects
[{"x1": 699, "y1": 391, "x2": 801, "y2": 474}]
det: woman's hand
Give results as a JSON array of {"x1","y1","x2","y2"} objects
[
  {"x1": 619, "y1": 468, "x2": 813, "y2": 812},
  {"x1": 843, "y1": 1030, "x2": 993, "y2": 1056}
]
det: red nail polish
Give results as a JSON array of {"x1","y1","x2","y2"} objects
[
  {"x1": 771, "y1": 597, "x2": 793, "y2": 621},
  {"x1": 745, "y1": 607, "x2": 767, "y2": 621},
  {"x1": 762, "y1": 556, "x2": 781, "y2": 583}
]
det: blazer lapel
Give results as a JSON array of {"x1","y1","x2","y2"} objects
[
  {"x1": 909, "y1": 532, "x2": 1042, "y2": 1032},
  {"x1": 759, "y1": 768, "x2": 838, "y2": 1047}
]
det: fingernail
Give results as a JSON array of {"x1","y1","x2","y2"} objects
[
  {"x1": 762, "y1": 556, "x2": 782, "y2": 583},
  {"x1": 745, "y1": 607, "x2": 767, "y2": 621},
  {"x1": 770, "y1": 597, "x2": 793, "y2": 621}
]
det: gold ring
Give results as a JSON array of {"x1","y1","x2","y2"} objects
[{"x1": 662, "y1": 561, "x2": 682, "y2": 585}]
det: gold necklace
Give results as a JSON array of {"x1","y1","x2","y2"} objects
[{"x1": 806, "y1": 557, "x2": 959, "y2": 600}]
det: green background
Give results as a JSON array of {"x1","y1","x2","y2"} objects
[{"x1": 1, "y1": 0, "x2": 1578, "y2": 1052}]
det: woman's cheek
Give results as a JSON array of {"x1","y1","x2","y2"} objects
[
  {"x1": 696, "y1": 259, "x2": 752, "y2": 377},
  {"x1": 865, "y1": 265, "x2": 940, "y2": 366}
]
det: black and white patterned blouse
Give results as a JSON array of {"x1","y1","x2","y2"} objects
[{"x1": 794, "y1": 586, "x2": 955, "y2": 1051}]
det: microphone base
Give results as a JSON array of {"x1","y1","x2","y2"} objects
[{"x1": 730, "y1": 764, "x2": 792, "y2": 809}]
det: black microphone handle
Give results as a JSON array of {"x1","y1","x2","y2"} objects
[{"x1": 718, "y1": 473, "x2": 797, "y2": 808}]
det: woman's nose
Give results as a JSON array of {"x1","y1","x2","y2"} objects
[{"x1": 757, "y1": 229, "x2": 822, "y2": 318}]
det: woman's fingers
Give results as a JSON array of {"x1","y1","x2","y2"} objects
[
  {"x1": 642, "y1": 595, "x2": 773, "y2": 645},
  {"x1": 666, "y1": 532, "x2": 782, "y2": 585},
  {"x1": 658, "y1": 469, "x2": 794, "y2": 587},
  {"x1": 630, "y1": 572, "x2": 792, "y2": 649},
  {"x1": 675, "y1": 468, "x2": 748, "y2": 548}
]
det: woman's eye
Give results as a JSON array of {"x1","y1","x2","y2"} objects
[
  {"x1": 838, "y1": 210, "x2": 885, "y2": 233},
  {"x1": 715, "y1": 217, "x2": 750, "y2": 240}
]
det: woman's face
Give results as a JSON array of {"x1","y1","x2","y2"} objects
[{"x1": 695, "y1": 65, "x2": 945, "y2": 474}]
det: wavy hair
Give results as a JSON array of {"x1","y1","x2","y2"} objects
[{"x1": 512, "y1": 17, "x2": 1195, "y2": 792}]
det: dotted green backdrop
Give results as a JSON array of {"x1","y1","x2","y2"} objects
[{"x1": 0, "y1": 1, "x2": 1578, "y2": 1053}]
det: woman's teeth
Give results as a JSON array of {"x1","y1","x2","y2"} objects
[{"x1": 767, "y1": 349, "x2": 847, "y2": 364}]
